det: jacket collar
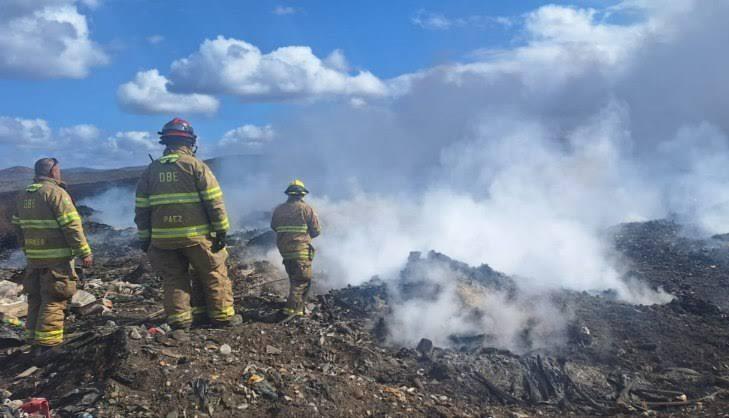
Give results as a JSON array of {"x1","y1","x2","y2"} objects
[{"x1": 164, "y1": 145, "x2": 194, "y2": 156}]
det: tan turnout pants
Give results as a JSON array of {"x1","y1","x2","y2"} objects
[
  {"x1": 23, "y1": 261, "x2": 77, "y2": 346},
  {"x1": 148, "y1": 240, "x2": 234, "y2": 328},
  {"x1": 283, "y1": 259, "x2": 313, "y2": 315}
]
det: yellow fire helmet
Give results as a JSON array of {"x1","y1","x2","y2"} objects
[{"x1": 285, "y1": 179, "x2": 309, "y2": 196}]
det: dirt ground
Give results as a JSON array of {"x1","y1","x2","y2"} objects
[{"x1": 2, "y1": 219, "x2": 729, "y2": 417}]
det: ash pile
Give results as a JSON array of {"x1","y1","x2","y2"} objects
[{"x1": 2, "y1": 219, "x2": 729, "y2": 417}]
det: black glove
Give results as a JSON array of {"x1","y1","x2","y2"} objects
[
  {"x1": 212, "y1": 232, "x2": 227, "y2": 253},
  {"x1": 139, "y1": 240, "x2": 150, "y2": 253}
]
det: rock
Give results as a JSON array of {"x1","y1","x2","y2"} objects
[
  {"x1": 160, "y1": 324, "x2": 172, "y2": 333},
  {"x1": 71, "y1": 290, "x2": 96, "y2": 308},
  {"x1": 428, "y1": 362, "x2": 451, "y2": 381},
  {"x1": 104, "y1": 320, "x2": 117, "y2": 328},
  {"x1": 220, "y1": 344, "x2": 232, "y2": 355},
  {"x1": 129, "y1": 328, "x2": 143, "y2": 340},
  {"x1": 165, "y1": 410, "x2": 178, "y2": 418},
  {"x1": 170, "y1": 329, "x2": 189, "y2": 342},
  {"x1": 416, "y1": 338, "x2": 433, "y2": 356},
  {"x1": 265, "y1": 345, "x2": 282, "y2": 355}
]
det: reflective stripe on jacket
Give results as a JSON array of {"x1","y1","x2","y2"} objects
[
  {"x1": 134, "y1": 146, "x2": 230, "y2": 249},
  {"x1": 271, "y1": 198, "x2": 321, "y2": 260},
  {"x1": 13, "y1": 178, "x2": 92, "y2": 266}
]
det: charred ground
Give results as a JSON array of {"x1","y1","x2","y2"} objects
[{"x1": 1, "y1": 197, "x2": 729, "y2": 416}]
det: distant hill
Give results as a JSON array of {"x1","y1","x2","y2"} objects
[
  {"x1": 0, "y1": 154, "x2": 266, "y2": 193},
  {"x1": 0, "y1": 154, "x2": 266, "y2": 248}
]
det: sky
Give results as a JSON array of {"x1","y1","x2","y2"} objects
[{"x1": 0, "y1": 0, "x2": 614, "y2": 168}]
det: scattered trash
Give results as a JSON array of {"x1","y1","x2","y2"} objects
[
  {"x1": 15, "y1": 366, "x2": 39, "y2": 379},
  {"x1": 71, "y1": 290, "x2": 96, "y2": 308},
  {"x1": 242, "y1": 370, "x2": 278, "y2": 400},
  {"x1": 265, "y1": 345, "x2": 281, "y2": 355},
  {"x1": 147, "y1": 326, "x2": 165, "y2": 336},
  {"x1": 19, "y1": 398, "x2": 51, "y2": 418},
  {"x1": 191, "y1": 378, "x2": 210, "y2": 410}
]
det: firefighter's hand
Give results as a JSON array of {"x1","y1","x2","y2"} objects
[
  {"x1": 212, "y1": 232, "x2": 227, "y2": 253},
  {"x1": 81, "y1": 254, "x2": 93, "y2": 268},
  {"x1": 139, "y1": 240, "x2": 150, "y2": 253}
]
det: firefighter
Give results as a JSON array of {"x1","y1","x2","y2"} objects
[
  {"x1": 271, "y1": 179, "x2": 321, "y2": 316},
  {"x1": 12, "y1": 158, "x2": 93, "y2": 346},
  {"x1": 135, "y1": 118, "x2": 237, "y2": 329}
]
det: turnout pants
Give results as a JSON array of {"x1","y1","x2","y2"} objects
[
  {"x1": 283, "y1": 259, "x2": 313, "y2": 315},
  {"x1": 23, "y1": 261, "x2": 77, "y2": 346},
  {"x1": 148, "y1": 240, "x2": 234, "y2": 328}
]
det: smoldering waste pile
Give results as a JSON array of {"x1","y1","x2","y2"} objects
[{"x1": 2, "y1": 219, "x2": 729, "y2": 417}]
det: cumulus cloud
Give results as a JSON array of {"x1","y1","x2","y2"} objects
[
  {"x1": 165, "y1": 36, "x2": 388, "y2": 101},
  {"x1": 117, "y1": 69, "x2": 220, "y2": 115},
  {"x1": 0, "y1": 116, "x2": 160, "y2": 168},
  {"x1": 214, "y1": 124, "x2": 275, "y2": 155},
  {"x1": 0, "y1": 117, "x2": 52, "y2": 147},
  {"x1": 0, "y1": 0, "x2": 107, "y2": 79}
]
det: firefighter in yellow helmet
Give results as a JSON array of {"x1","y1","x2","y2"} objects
[
  {"x1": 12, "y1": 158, "x2": 93, "y2": 346},
  {"x1": 134, "y1": 118, "x2": 238, "y2": 329},
  {"x1": 271, "y1": 179, "x2": 321, "y2": 316}
]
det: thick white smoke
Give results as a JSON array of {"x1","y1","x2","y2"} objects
[
  {"x1": 214, "y1": 2, "x2": 729, "y2": 349},
  {"x1": 78, "y1": 187, "x2": 136, "y2": 229}
]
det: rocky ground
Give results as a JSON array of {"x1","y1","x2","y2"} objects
[{"x1": 1, "y1": 219, "x2": 729, "y2": 417}]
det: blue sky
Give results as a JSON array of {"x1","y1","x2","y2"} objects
[{"x1": 0, "y1": 0, "x2": 619, "y2": 169}]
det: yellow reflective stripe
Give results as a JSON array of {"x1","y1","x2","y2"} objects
[
  {"x1": 72, "y1": 243, "x2": 92, "y2": 257},
  {"x1": 150, "y1": 196, "x2": 201, "y2": 205},
  {"x1": 200, "y1": 187, "x2": 223, "y2": 201},
  {"x1": 149, "y1": 192, "x2": 201, "y2": 206},
  {"x1": 167, "y1": 310, "x2": 192, "y2": 325},
  {"x1": 275, "y1": 225, "x2": 308, "y2": 233},
  {"x1": 135, "y1": 196, "x2": 151, "y2": 208},
  {"x1": 210, "y1": 306, "x2": 234, "y2": 321},
  {"x1": 35, "y1": 328, "x2": 64, "y2": 345},
  {"x1": 191, "y1": 306, "x2": 207, "y2": 315},
  {"x1": 25, "y1": 248, "x2": 73, "y2": 259},
  {"x1": 17, "y1": 219, "x2": 60, "y2": 229},
  {"x1": 281, "y1": 307, "x2": 304, "y2": 316},
  {"x1": 151, "y1": 224, "x2": 210, "y2": 239},
  {"x1": 281, "y1": 250, "x2": 310, "y2": 260},
  {"x1": 11, "y1": 215, "x2": 21, "y2": 225},
  {"x1": 137, "y1": 229, "x2": 151, "y2": 239},
  {"x1": 159, "y1": 154, "x2": 180, "y2": 164},
  {"x1": 26, "y1": 183, "x2": 42, "y2": 192},
  {"x1": 212, "y1": 217, "x2": 230, "y2": 231},
  {"x1": 56, "y1": 211, "x2": 81, "y2": 226}
]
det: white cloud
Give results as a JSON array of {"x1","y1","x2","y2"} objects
[
  {"x1": 0, "y1": 0, "x2": 107, "y2": 79},
  {"x1": 117, "y1": 69, "x2": 220, "y2": 115},
  {"x1": 0, "y1": 116, "x2": 52, "y2": 147},
  {"x1": 166, "y1": 36, "x2": 388, "y2": 101},
  {"x1": 0, "y1": 116, "x2": 162, "y2": 168},
  {"x1": 214, "y1": 124, "x2": 275, "y2": 154},
  {"x1": 146, "y1": 34, "x2": 164, "y2": 45},
  {"x1": 273, "y1": 6, "x2": 297, "y2": 16},
  {"x1": 411, "y1": 9, "x2": 513, "y2": 31},
  {"x1": 105, "y1": 131, "x2": 158, "y2": 154},
  {"x1": 411, "y1": 10, "x2": 453, "y2": 30},
  {"x1": 59, "y1": 124, "x2": 100, "y2": 142}
]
